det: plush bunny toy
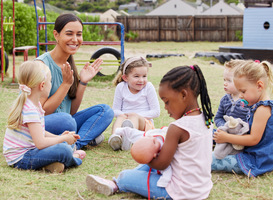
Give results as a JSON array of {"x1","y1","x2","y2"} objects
[{"x1": 214, "y1": 115, "x2": 249, "y2": 159}]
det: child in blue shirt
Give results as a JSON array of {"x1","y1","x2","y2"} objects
[{"x1": 214, "y1": 60, "x2": 250, "y2": 127}]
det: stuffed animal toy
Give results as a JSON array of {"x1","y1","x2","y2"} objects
[{"x1": 214, "y1": 115, "x2": 249, "y2": 159}]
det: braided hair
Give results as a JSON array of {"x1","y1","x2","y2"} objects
[{"x1": 160, "y1": 65, "x2": 214, "y2": 128}]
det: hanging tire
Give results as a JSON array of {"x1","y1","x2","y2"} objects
[
  {"x1": 0, "y1": 51, "x2": 9, "y2": 72},
  {"x1": 90, "y1": 47, "x2": 121, "y2": 76}
]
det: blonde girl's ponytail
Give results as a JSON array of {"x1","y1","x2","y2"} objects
[
  {"x1": 7, "y1": 61, "x2": 50, "y2": 130},
  {"x1": 261, "y1": 61, "x2": 273, "y2": 94},
  {"x1": 112, "y1": 68, "x2": 123, "y2": 86}
]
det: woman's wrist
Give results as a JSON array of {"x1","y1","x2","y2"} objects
[{"x1": 79, "y1": 80, "x2": 88, "y2": 86}]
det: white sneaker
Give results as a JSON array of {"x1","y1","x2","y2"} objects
[
  {"x1": 86, "y1": 174, "x2": 118, "y2": 196},
  {"x1": 121, "y1": 134, "x2": 132, "y2": 151},
  {"x1": 108, "y1": 134, "x2": 122, "y2": 151},
  {"x1": 89, "y1": 134, "x2": 105, "y2": 146}
]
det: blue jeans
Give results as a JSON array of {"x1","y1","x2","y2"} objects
[
  {"x1": 13, "y1": 143, "x2": 82, "y2": 170},
  {"x1": 45, "y1": 104, "x2": 114, "y2": 150},
  {"x1": 211, "y1": 152, "x2": 243, "y2": 174},
  {"x1": 114, "y1": 164, "x2": 171, "y2": 199}
]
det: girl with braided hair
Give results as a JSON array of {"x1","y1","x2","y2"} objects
[{"x1": 86, "y1": 65, "x2": 214, "y2": 199}]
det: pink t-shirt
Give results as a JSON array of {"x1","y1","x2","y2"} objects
[
  {"x1": 166, "y1": 114, "x2": 213, "y2": 200},
  {"x1": 3, "y1": 98, "x2": 45, "y2": 165}
]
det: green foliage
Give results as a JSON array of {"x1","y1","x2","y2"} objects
[
  {"x1": 45, "y1": 0, "x2": 133, "y2": 13},
  {"x1": 235, "y1": 30, "x2": 243, "y2": 41},
  {"x1": 202, "y1": 0, "x2": 239, "y2": 5},
  {"x1": 1, "y1": 1, "x2": 60, "y2": 54},
  {"x1": 125, "y1": 31, "x2": 139, "y2": 42},
  {"x1": 226, "y1": 0, "x2": 239, "y2": 4},
  {"x1": 2, "y1": 1, "x2": 37, "y2": 54},
  {"x1": 77, "y1": 14, "x2": 104, "y2": 42},
  {"x1": 1, "y1": 2, "x2": 106, "y2": 54}
]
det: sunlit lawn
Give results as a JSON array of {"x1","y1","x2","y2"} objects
[{"x1": 1, "y1": 41, "x2": 273, "y2": 199}]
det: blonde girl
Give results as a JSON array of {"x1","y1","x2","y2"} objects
[
  {"x1": 3, "y1": 61, "x2": 85, "y2": 173},
  {"x1": 213, "y1": 60, "x2": 273, "y2": 177},
  {"x1": 109, "y1": 56, "x2": 160, "y2": 150}
]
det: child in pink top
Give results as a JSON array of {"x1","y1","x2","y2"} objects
[
  {"x1": 3, "y1": 61, "x2": 85, "y2": 173},
  {"x1": 86, "y1": 65, "x2": 214, "y2": 199}
]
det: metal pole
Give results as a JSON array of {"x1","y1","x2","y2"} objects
[
  {"x1": 1, "y1": 0, "x2": 4, "y2": 82},
  {"x1": 12, "y1": 0, "x2": 15, "y2": 83},
  {"x1": 34, "y1": 0, "x2": 40, "y2": 56}
]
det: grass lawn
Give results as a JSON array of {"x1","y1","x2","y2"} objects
[{"x1": 1, "y1": 41, "x2": 273, "y2": 199}]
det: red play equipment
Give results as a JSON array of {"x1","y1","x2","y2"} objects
[
  {"x1": 0, "y1": 0, "x2": 36, "y2": 83},
  {"x1": 0, "y1": 0, "x2": 15, "y2": 82},
  {"x1": 1, "y1": 0, "x2": 125, "y2": 82}
]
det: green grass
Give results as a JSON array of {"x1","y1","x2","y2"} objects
[{"x1": 1, "y1": 41, "x2": 273, "y2": 199}]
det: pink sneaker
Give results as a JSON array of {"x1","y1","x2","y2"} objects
[{"x1": 86, "y1": 174, "x2": 118, "y2": 196}]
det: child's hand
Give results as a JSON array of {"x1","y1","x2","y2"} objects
[
  {"x1": 73, "y1": 133, "x2": 80, "y2": 140},
  {"x1": 213, "y1": 129, "x2": 229, "y2": 143},
  {"x1": 61, "y1": 131, "x2": 75, "y2": 135},
  {"x1": 63, "y1": 133, "x2": 77, "y2": 145}
]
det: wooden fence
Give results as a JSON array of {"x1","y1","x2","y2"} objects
[{"x1": 116, "y1": 15, "x2": 243, "y2": 42}]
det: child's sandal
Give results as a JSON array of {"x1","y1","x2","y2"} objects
[
  {"x1": 43, "y1": 162, "x2": 64, "y2": 173},
  {"x1": 73, "y1": 150, "x2": 86, "y2": 160}
]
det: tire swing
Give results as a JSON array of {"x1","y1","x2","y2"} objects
[
  {"x1": 0, "y1": 51, "x2": 9, "y2": 72},
  {"x1": 90, "y1": 47, "x2": 121, "y2": 76}
]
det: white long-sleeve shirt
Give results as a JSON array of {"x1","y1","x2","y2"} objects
[{"x1": 112, "y1": 82, "x2": 160, "y2": 120}]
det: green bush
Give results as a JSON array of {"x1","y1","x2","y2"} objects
[
  {"x1": 1, "y1": 2, "x2": 104, "y2": 55},
  {"x1": 235, "y1": 30, "x2": 243, "y2": 41},
  {"x1": 2, "y1": 1, "x2": 37, "y2": 54},
  {"x1": 77, "y1": 14, "x2": 104, "y2": 42},
  {"x1": 125, "y1": 31, "x2": 139, "y2": 42}
]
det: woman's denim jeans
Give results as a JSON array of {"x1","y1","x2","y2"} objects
[
  {"x1": 114, "y1": 164, "x2": 171, "y2": 199},
  {"x1": 14, "y1": 143, "x2": 82, "y2": 170},
  {"x1": 45, "y1": 104, "x2": 114, "y2": 149}
]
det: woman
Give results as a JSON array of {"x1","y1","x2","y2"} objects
[{"x1": 36, "y1": 13, "x2": 114, "y2": 150}]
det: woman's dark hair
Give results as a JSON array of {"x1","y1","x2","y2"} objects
[
  {"x1": 54, "y1": 13, "x2": 83, "y2": 33},
  {"x1": 54, "y1": 14, "x2": 83, "y2": 99},
  {"x1": 160, "y1": 65, "x2": 214, "y2": 128}
]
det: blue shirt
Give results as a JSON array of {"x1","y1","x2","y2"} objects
[
  {"x1": 36, "y1": 52, "x2": 71, "y2": 114},
  {"x1": 214, "y1": 94, "x2": 250, "y2": 127},
  {"x1": 236, "y1": 100, "x2": 273, "y2": 177}
]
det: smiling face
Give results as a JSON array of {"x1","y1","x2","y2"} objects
[
  {"x1": 54, "y1": 21, "x2": 83, "y2": 55},
  {"x1": 223, "y1": 68, "x2": 239, "y2": 96},
  {"x1": 159, "y1": 82, "x2": 186, "y2": 120},
  {"x1": 122, "y1": 66, "x2": 148, "y2": 94}
]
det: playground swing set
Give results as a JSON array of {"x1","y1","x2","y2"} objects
[{"x1": 0, "y1": 0, "x2": 125, "y2": 83}]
